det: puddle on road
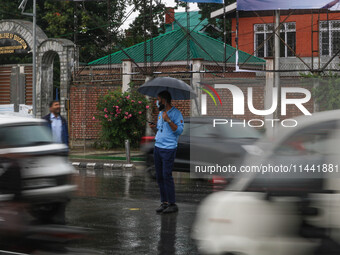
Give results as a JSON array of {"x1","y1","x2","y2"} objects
[{"x1": 72, "y1": 167, "x2": 228, "y2": 203}]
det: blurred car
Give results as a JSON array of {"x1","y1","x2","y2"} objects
[
  {"x1": 141, "y1": 117, "x2": 261, "y2": 175},
  {"x1": 0, "y1": 114, "x2": 76, "y2": 223},
  {"x1": 192, "y1": 110, "x2": 340, "y2": 255}
]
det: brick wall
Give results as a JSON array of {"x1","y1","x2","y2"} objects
[
  {"x1": 203, "y1": 78, "x2": 314, "y2": 122},
  {"x1": 70, "y1": 67, "x2": 314, "y2": 145},
  {"x1": 231, "y1": 12, "x2": 340, "y2": 58},
  {"x1": 69, "y1": 82, "x2": 121, "y2": 144},
  {"x1": 70, "y1": 84, "x2": 192, "y2": 145},
  {"x1": 148, "y1": 99, "x2": 191, "y2": 123}
]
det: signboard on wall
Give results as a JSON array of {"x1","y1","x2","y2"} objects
[
  {"x1": 0, "y1": 33, "x2": 30, "y2": 54},
  {"x1": 237, "y1": 0, "x2": 340, "y2": 11}
]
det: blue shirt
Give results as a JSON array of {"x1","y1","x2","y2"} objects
[
  {"x1": 155, "y1": 107, "x2": 184, "y2": 149},
  {"x1": 50, "y1": 113, "x2": 62, "y2": 144}
]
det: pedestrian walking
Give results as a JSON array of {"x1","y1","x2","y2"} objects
[
  {"x1": 43, "y1": 100, "x2": 69, "y2": 147},
  {"x1": 149, "y1": 91, "x2": 184, "y2": 214}
]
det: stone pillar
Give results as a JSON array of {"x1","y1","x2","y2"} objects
[
  {"x1": 36, "y1": 39, "x2": 75, "y2": 119},
  {"x1": 42, "y1": 57, "x2": 54, "y2": 116},
  {"x1": 191, "y1": 58, "x2": 203, "y2": 117},
  {"x1": 122, "y1": 59, "x2": 132, "y2": 93},
  {"x1": 10, "y1": 65, "x2": 25, "y2": 112},
  {"x1": 36, "y1": 53, "x2": 43, "y2": 118},
  {"x1": 36, "y1": 48, "x2": 54, "y2": 118},
  {"x1": 59, "y1": 46, "x2": 74, "y2": 119},
  {"x1": 145, "y1": 76, "x2": 153, "y2": 136}
]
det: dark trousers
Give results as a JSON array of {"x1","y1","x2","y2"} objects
[{"x1": 154, "y1": 146, "x2": 177, "y2": 204}]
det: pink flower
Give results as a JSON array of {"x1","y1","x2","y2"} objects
[
  {"x1": 115, "y1": 114, "x2": 118, "y2": 117},
  {"x1": 146, "y1": 105, "x2": 150, "y2": 109},
  {"x1": 115, "y1": 106, "x2": 119, "y2": 108},
  {"x1": 125, "y1": 112, "x2": 129, "y2": 115},
  {"x1": 92, "y1": 116, "x2": 96, "y2": 120},
  {"x1": 128, "y1": 114, "x2": 132, "y2": 118},
  {"x1": 138, "y1": 111, "x2": 142, "y2": 114},
  {"x1": 105, "y1": 114, "x2": 108, "y2": 118},
  {"x1": 131, "y1": 100, "x2": 135, "y2": 103},
  {"x1": 104, "y1": 108, "x2": 108, "y2": 112},
  {"x1": 138, "y1": 101, "x2": 142, "y2": 104},
  {"x1": 124, "y1": 116, "x2": 128, "y2": 119}
]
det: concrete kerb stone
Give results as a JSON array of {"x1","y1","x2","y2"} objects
[{"x1": 72, "y1": 162, "x2": 135, "y2": 170}]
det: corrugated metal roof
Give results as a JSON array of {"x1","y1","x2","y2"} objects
[
  {"x1": 88, "y1": 29, "x2": 265, "y2": 65},
  {"x1": 165, "y1": 11, "x2": 209, "y2": 33}
]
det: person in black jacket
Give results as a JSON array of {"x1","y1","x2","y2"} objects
[{"x1": 42, "y1": 100, "x2": 69, "y2": 147}]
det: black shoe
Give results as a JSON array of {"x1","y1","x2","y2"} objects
[
  {"x1": 156, "y1": 203, "x2": 168, "y2": 213},
  {"x1": 162, "y1": 204, "x2": 178, "y2": 214}
]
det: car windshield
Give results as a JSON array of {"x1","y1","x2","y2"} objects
[{"x1": 0, "y1": 124, "x2": 53, "y2": 148}]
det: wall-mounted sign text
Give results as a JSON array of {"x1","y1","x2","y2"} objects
[{"x1": 0, "y1": 33, "x2": 29, "y2": 54}]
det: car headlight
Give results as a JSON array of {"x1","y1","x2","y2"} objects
[{"x1": 23, "y1": 178, "x2": 57, "y2": 189}]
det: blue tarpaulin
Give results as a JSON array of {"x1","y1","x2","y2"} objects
[{"x1": 237, "y1": 0, "x2": 340, "y2": 11}]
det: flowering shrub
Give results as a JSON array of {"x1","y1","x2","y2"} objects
[{"x1": 95, "y1": 89, "x2": 150, "y2": 149}]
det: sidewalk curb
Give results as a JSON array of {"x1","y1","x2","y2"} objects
[{"x1": 72, "y1": 162, "x2": 135, "y2": 169}]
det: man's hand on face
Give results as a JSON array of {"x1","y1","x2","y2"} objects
[{"x1": 162, "y1": 111, "x2": 170, "y2": 122}]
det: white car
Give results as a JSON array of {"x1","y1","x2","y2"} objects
[
  {"x1": 0, "y1": 114, "x2": 76, "y2": 223},
  {"x1": 192, "y1": 109, "x2": 340, "y2": 255}
]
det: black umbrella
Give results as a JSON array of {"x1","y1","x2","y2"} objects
[{"x1": 137, "y1": 77, "x2": 197, "y2": 100}]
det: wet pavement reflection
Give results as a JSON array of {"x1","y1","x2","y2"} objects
[{"x1": 67, "y1": 166, "x2": 225, "y2": 255}]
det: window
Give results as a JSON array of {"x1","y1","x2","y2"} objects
[
  {"x1": 274, "y1": 121, "x2": 338, "y2": 156},
  {"x1": 254, "y1": 22, "x2": 296, "y2": 58},
  {"x1": 320, "y1": 20, "x2": 340, "y2": 56}
]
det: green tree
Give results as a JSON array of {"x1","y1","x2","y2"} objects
[
  {"x1": 0, "y1": 0, "x2": 128, "y2": 98},
  {"x1": 0, "y1": 0, "x2": 128, "y2": 64},
  {"x1": 42, "y1": 0, "x2": 127, "y2": 63},
  {"x1": 301, "y1": 72, "x2": 340, "y2": 111},
  {"x1": 121, "y1": 1, "x2": 166, "y2": 48},
  {"x1": 0, "y1": 1, "x2": 32, "y2": 64},
  {"x1": 198, "y1": 0, "x2": 235, "y2": 42}
]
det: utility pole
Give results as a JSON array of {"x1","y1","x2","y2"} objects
[
  {"x1": 19, "y1": 0, "x2": 37, "y2": 117},
  {"x1": 274, "y1": 10, "x2": 280, "y2": 129},
  {"x1": 33, "y1": 0, "x2": 36, "y2": 117}
]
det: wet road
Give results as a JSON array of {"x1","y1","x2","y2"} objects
[{"x1": 67, "y1": 166, "x2": 226, "y2": 255}]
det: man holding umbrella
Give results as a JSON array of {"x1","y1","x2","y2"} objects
[
  {"x1": 149, "y1": 91, "x2": 184, "y2": 214},
  {"x1": 138, "y1": 77, "x2": 195, "y2": 213}
]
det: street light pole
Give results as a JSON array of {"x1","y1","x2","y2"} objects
[
  {"x1": 32, "y1": 0, "x2": 36, "y2": 117},
  {"x1": 19, "y1": 0, "x2": 37, "y2": 117}
]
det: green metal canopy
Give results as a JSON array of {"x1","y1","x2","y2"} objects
[{"x1": 88, "y1": 29, "x2": 265, "y2": 66}]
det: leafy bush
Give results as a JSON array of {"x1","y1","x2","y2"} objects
[
  {"x1": 301, "y1": 72, "x2": 340, "y2": 111},
  {"x1": 95, "y1": 87, "x2": 150, "y2": 149},
  {"x1": 313, "y1": 77, "x2": 340, "y2": 111}
]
